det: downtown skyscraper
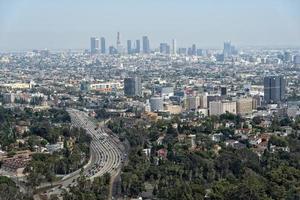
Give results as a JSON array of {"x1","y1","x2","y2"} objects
[
  {"x1": 116, "y1": 32, "x2": 123, "y2": 54},
  {"x1": 100, "y1": 37, "x2": 106, "y2": 54},
  {"x1": 127, "y1": 40, "x2": 132, "y2": 54},
  {"x1": 135, "y1": 40, "x2": 141, "y2": 54},
  {"x1": 172, "y1": 39, "x2": 177, "y2": 55},
  {"x1": 142, "y1": 36, "x2": 150, "y2": 54},
  {"x1": 90, "y1": 37, "x2": 99, "y2": 54}
]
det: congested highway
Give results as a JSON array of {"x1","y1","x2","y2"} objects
[
  {"x1": 36, "y1": 109, "x2": 124, "y2": 199},
  {"x1": 68, "y1": 109, "x2": 124, "y2": 179}
]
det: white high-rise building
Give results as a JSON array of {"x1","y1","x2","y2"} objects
[
  {"x1": 237, "y1": 98, "x2": 253, "y2": 115},
  {"x1": 184, "y1": 96, "x2": 200, "y2": 110},
  {"x1": 172, "y1": 39, "x2": 177, "y2": 55},
  {"x1": 209, "y1": 100, "x2": 236, "y2": 116}
]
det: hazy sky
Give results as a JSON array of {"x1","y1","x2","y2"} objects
[{"x1": 0, "y1": 0, "x2": 300, "y2": 51}]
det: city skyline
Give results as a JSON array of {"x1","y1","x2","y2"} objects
[
  {"x1": 1, "y1": 1, "x2": 300, "y2": 199},
  {"x1": 1, "y1": 0, "x2": 300, "y2": 51}
]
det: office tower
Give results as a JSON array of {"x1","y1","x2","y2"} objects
[
  {"x1": 100, "y1": 37, "x2": 106, "y2": 54},
  {"x1": 209, "y1": 100, "x2": 236, "y2": 116},
  {"x1": 150, "y1": 96, "x2": 164, "y2": 111},
  {"x1": 184, "y1": 96, "x2": 201, "y2": 111},
  {"x1": 283, "y1": 51, "x2": 291, "y2": 62},
  {"x1": 192, "y1": 44, "x2": 196, "y2": 56},
  {"x1": 264, "y1": 75, "x2": 286, "y2": 104},
  {"x1": 187, "y1": 48, "x2": 193, "y2": 56},
  {"x1": 252, "y1": 95, "x2": 262, "y2": 109},
  {"x1": 127, "y1": 40, "x2": 132, "y2": 54},
  {"x1": 172, "y1": 39, "x2": 176, "y2": 55},
  {"x1": 90, "y1": 37, "x2": 99, "y2": 54},
  {"x1": 199, "y1": 93, "x2": 208, "y2": 108},
  {"x1": 178, "y1": 48, "x2": 187, "y2": 55},
  {"x1": 116, "y1": 32, "x2": 123, "y2": 54},
  {"x1": 135, "y1": 40, "x2": 141, "y2": 53},
  {"x1": 236, "y1": 98, "x2": 253, "y2": 115},
  {"x1": 117, "y1": 32, "x2": 121, "y2": 47},
  {"x1": 166, "y1": 45, "x2": 170, "y2": 54},
  {"x1": 142, "y1": 36, "x2": 150, "y2": 54},
  {"x1": 294, "y1": 55, "x2": 300, "y2": 66},
  {"x1": 160, "y1": 43, "x2": 170, "y2": 54},
  {"x1": 221, "y1": 87, "x2": 227, "y2": 96},
  {"x1": 124, "y1": 76, "x2": 142, "y2": 97},
  {"x1": 223, "y1": 41, "x2": 231, "y2": 57}
]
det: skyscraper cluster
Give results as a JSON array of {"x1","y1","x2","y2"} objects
[
  {"x1": 90, "y1": 33, "x2": 147, "y2": 55},
  {"x1": 142, "y1": 36, "x2": 150, "y2": 54},
  {"x1": 223, "y1": 41, "x2": 237, "y2": 57},
  {"x1": 126, "y1": 39, "x2": 141, "y2": 54},
  {"x1": 90, "y1": 37, "x2": 105, "y2": 55},
  {"x1": 90, "y1": 33, "x2": 238, "y2": 58}
]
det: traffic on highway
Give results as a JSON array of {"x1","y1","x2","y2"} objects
[{"x1": 40, "y1": 109, "x2": 125, "y2": 198}]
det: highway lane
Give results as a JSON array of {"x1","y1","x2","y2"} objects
[
  {"x1": 39, "y1": 109, "x2": 124, "y2": 198},
  {"x1": 65, "y1": 109, "x2": 124, "y2": 182}
]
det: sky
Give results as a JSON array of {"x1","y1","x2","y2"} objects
[{"x1": 0, "y1": 0, "x2": 300, "y2": 51}]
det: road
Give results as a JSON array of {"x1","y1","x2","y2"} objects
[{"x1": 36, "y1": 109, "x2": 124, "y2": 199}]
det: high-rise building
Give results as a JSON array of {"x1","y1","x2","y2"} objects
[
  {"x1": 142, "y1": 36, "x2": 150, "y2": 54},
  {"x1": 135, "y1": 40, "x2": 141, "y2": 53},
  {"x1": 100, "y1": 37, "x2": 106, "y2": 54},
  {"x1": 294, "y1": 55, "x2": 300, "y2": 66},
  {"x1": 116, "y1": 32, "x2": 123, "y2": 54},
  {"x1": 209, "y1": 100, "x2": 236, "y2": 116},
  {"x1": 221, "y1": 87, "x2": 227, "y2": 96},
  {"x1": 117, "y1": 32, "x2": 121, "y2": 47},
  {"x1": 284, "y1": 51, "x2": 291, "y2": 62},
  {"x1": 192, "y1": 44, "x2": 196, "y2": 56},
  {"x1": 236, "y1": 98, "x2": 253, "y2": 115},
  {"x1": 160, "y1": 43, "x2": 170, "y2": 54},
  {"x1": 264, "y1": 75, "x2": 286, "y2": 104},
  {"x1": 223, "y1": 41, "x2": 231, "y2": 57},
  {"x1": 127, "y1": 40, "x2": 132, "y2": 54},
  {"x1": 252, "y1": 95, "x2": 262, "y2": 109},
  {"x1": 187, "y1": 48, "x2": 193, "y2": 56},
  {"x1": 90, "y1": 37, "x2": 99, "y2": 54},
  {"x1": 223, "y1": 41, "x2": 237, "y2": 57},
  {"x1": 199, "y1": 93, "x2": 208, "y2": 109},
  {"x1": 184, "y1": 96, "x2": 201, "y2": 111},
  {"x1": 124, "y1": 77, "x2": 142, "y2": 97},
  {"x1": 150, "y1": 96, "x2": 164, "y2": 112},
  {"x1": 172, "y1": 39, "x2": 176, "y2": 55}
]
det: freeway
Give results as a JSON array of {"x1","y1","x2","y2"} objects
[
  {"x1": 36, "y1": 109, "x2": 124, "y2": 198},
  {"x1": 68, "y1": 109, "x2": 123, "y2": 180}
]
